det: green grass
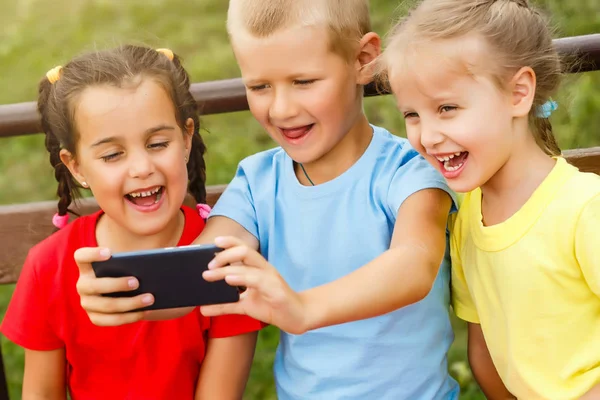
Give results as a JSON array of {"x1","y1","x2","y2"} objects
[{"x1": 0, "y1": 0, "x2": 598, "y2": 398}]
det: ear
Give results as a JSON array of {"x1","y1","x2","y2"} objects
[
  {"x1": 509, "y1": 66, "x2": 536, "y2": 118},
  {"x1": 59, "y1": 149, "x2": 86, "y2": 185},
  {"x1": 355, "y1": 32, "x2": 382, "y2": 85},
  {"x1": 184, "y1": 118, "x2": 194, "y2": 157}
]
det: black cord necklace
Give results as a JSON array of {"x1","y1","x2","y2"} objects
[{"x1": 299, "y1": 163, "x2": 315, "y2": 186}]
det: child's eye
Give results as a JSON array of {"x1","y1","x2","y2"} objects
[
  {"x1": 294, "y1": 79, "x2": 316, "y2": 86},
  {"x1": 148, "y1": 141, "x2": 170, "y2": 150},
  {"x1": 440, "y1": 105, "x2": 457, "y2": 113},
  {"x1": 248, "y1": 84, "x2": 269, "y2": 92},
  {"x1": 403, "y1": 112, "x2": 419, "y2": 119},
  {"x1": 101, "y1": 152, "x2": 122, "y2": 162}
]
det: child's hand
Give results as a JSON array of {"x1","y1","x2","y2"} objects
[
  {"x1": 74, "y1": 247, "x2": 154, "y2": 326},
  {"x1": 201, "y1": 236, "x2": 309, "y2": 335}
]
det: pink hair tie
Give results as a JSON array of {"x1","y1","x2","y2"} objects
[
  {"x1": 196, "y1": 204, "x2": 212, "y2": 219},
  {"x1": 52, "y1": 213, "x2": 69, "y2": 229}
]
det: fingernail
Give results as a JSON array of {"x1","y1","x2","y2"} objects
[
  {"x1": 208, "y1": 260, "x2": 216, "y2": 269},
  {"x1": 214, "y1": 236, "x2": 225, "y2": 245},
  {"x1": 142, "y1": 295, "x2": 154, "y2": 305},
  {"x1": 203, "y1": 270, "x2": 214, "y2": 278},
  {"x1": 128, "y1": 278, "x2": 138, "y2": 289},
  {"x1": 99, "y1": 248, "x2": 111, "y2": 258}
]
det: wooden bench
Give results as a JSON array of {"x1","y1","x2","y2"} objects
[{"x1": 0, "y1": 33, "x2": 599, "y2": 399}]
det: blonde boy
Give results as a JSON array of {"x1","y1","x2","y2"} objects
[{"x1": 75, "y1": 0, "x2": 460, "y2": 398}]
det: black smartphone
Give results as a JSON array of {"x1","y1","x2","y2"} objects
[{"x1": 91, "y1": 244, "x2": 239, "y2": 311}]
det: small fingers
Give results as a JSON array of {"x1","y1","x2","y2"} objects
[
  {"x1": 76, "y1": 275, "x2": 139, "y2": 296},
  {"x1": 208, "y1": 245, "x2": 268, "y2": 271},
  {"x1": 80, "y1": 292, "x2": 154, "y2": 314},
  {"x1": 74, "y1": 247, "x2": 111, "y2": 273},
  {"x1": 200, "y1": 302, "x2": 244, "y2": 317},
  {"x1": 214, "y1": 236, "x2": 246, "y2": 249},
  {"x1": 87, "y1": 311, "x2": 148, "y2": 327}
]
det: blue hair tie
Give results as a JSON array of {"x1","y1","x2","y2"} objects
[{"x1": 536, "y1": 100, "x2": 558, "y2": 118}]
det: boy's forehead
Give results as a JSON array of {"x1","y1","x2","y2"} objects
[{"x1": 232, "y1": 25, "x2": 343, "y2": 79}]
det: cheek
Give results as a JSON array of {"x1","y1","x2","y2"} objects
[
  {"x1": 405, "y1": 127, "x2": 424, "y2": 151},
  {"x1": 247, "y1": 96, "x2": 269, "y2": 123},
  {"x1": 311, "y1": 81, "x2": 355, "y2": 118}
]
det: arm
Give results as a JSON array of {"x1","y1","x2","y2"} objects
[
  {"x1": 301, "y1": 188, "x2": 451, "y2": 329},
  {"x1": 22, "y1": 349, "x2": 67, "y2": 400},
  {"x1": 195, "y1": 331, "x2": 258, "y2": 399},
  {"x1": 75, "y1": 216, "x2": 256, "y2": 326},
  {"x1": 201, "y1": 188, "x2": 452, "y2": 333},
  {"x1": 575, "y1": 195, "x2": 600, "y2": 398},
  {"x1": 576, "y1": 194, "x2": 600, "y2": 298},
  {"x1": 467, "y1": 323, "x2": 515, "y2": 400},
  {"x1": 581, "y1": 384, "x2": 600, "y2": 400}
]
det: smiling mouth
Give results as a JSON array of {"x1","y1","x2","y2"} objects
[
  {"x1": 435, "y1": 152, "x2": 469, "y2": 172},
  {"x1": 125, "y1": 186, "x2": 164, "y2": 206},
  {"x1": 280, "y1": 124, "x2": 314, "y2": 140}
]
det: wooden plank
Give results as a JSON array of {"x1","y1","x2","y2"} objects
[
  {"x1": 1, "y1": 148, "x2": 599, "y2": 285},
  {"x1": 0, "y1": 185, "x2": 226, "y2": 285},
  {"x1": 563, "y1": 147, "x2": 600, "y2": 174},
  {"x1": 0, "y1": 33, "x2": 599, "y2": 139}
]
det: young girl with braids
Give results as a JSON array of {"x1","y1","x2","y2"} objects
[
  {"x1": 381, "y1": 0, "x2": 600, "y2": 398},
  {"x1": 1, "y1": 45, "x2": 263, "y2": 400}
]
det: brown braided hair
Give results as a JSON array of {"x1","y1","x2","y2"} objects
[{"x1": 38, "y1": 45, "x2": 207, "y2": 224}]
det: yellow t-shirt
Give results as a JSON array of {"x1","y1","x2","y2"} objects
[{"x1": 451, "y1": 157, "x2": 600, "y2": 399}]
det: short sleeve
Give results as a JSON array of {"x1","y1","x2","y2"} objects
[
  {"x1": 449, "y1": 216, "x2": 480, "y2": 323},
  {"x1": 387, "y1": 152, "x2": 457, "y2": 217},
  {"x1": 207, "y1": 314, "x2": 266, "y2": 339},
  {"x1": 210, "y1": 163, "x2": 259, "y2": 240},
  {"x1": 576, "y1": 194, "x2": 600, "y2": 297},
  {"x1": 0, "y1": 250, "x2": 63, "y2": 350}
]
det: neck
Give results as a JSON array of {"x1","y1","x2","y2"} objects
[
  {"x1": 295, "y1": 114, "x2": 373, "y2": 186},
  {"x1": 95, "y1": 209, "x2": 185, "y2": 252},
  {"x1": 480, "y1": 133, "x2": 556, "y2": 225}
]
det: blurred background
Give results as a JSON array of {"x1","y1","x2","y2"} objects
[{"x1": 0, "y1": 0, "x2": 598, "y2": 398}]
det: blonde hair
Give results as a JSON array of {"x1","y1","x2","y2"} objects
[
  {"x1": 382, "y1": 0, "x2": 562, "y2": 156},
  {"x1": 227, "y1": 0, "x2": 372, "y2": 61}
]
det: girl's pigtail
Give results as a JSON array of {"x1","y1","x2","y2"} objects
[
  {"x1": 38, "y1": 76, "x2": 80, "y2": 229},
  {"x1": 533, "y1": 100, "x2": 561, "y2": 157},
  {"x1": 534, "y1": 117, "x2": 561, "y2": 157},
  {"x1": 168, "y1": 51, "x2": 208, "y2": 206},
  {"x1": 187, "y1": 133, "x2": 208, "y2": 205}
]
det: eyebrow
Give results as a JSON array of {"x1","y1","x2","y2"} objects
[{"x1": 90, "y1": 124, "x2": 176, "y2": 147}]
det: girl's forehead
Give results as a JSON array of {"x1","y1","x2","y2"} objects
[
  {"x1": 74, "y1": 79, "x2": 178, "y2": 144},
  {"x1": 388, "y1": 35, "x2": 493, "y2": 99}
]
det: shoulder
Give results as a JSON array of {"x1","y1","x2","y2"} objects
[
  {"x1": 371, "y1": 125, "x2": 418, "y2": 160},
  {"x1": 26, "y1": 213, "x2": 98, "y2": 277},
  {"x1": 449, "y1": 191, "x2": 477, "y2": 242},
  {"x1": 180, "y1": 206, "x2": 205, "y2": 244},
  {"x1": 370, "y1": 125, "x2": 455, "y2": 210},
  {"x1": 555, "y1": 160, "x2": 600, "y2": 214},
  {"x1": 237, "y1": 147, "x2": 286, "y2": 176},
  {"x1": 371, "y1": 125, "x2": 440, "y2": 175}
]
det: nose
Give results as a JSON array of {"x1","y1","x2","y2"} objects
[
  {"x1": 269, "y1": 88, "x2": 298, "y2": 122},
  {"x1": 128, "y1": 149, "x2": 155, "y2": 180},
  {"x1": 419, "y1": 120, "x2": 446, "y2": 150}
]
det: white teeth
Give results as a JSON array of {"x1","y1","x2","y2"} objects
[
  {"x1": 129, "y1": 187, "x2": 161, "y2": 198},
  {"x1": 443, "y1": 161, "x2": 464, "y2": 172},
  {"x1": 435, "y1": 152, "x2": 463, "y2": 162}
]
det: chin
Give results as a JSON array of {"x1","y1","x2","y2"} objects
[{"x1": 127, "y1": 219, "x2": 171, "y2": 237}]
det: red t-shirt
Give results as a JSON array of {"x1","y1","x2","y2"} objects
[{"x1": 1, "y1": 206, "x2": 263, "y2": 399}]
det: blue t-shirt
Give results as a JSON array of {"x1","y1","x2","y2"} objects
[{"x1": 211, "y1": 125, "x2": 459, "y2": 400}]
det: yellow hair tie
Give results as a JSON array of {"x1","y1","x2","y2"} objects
[
  {"x1": 46, "y1": 65, "x2": 63, "y2": 84},
  {"x1": 156, "y1": 48, "x2": 174, "y2": 61}
]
